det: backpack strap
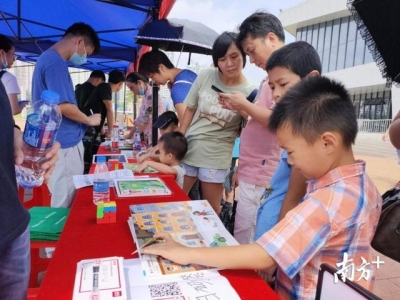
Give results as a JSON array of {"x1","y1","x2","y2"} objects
[{"x1": 0, "y1": 70, "x2": 6, "y2": 79}]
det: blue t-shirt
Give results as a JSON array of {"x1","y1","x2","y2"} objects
[
  {"x1": 232, "y1": 137, "x2": 240, "y2": 159},
  {"x1": 171, "y1": 69, "x2": 197, "y2": 105},
  {"x1": 254, "y1": 150, "x2": 291, "y2": 240},
  {"x1": 32, "y1": 49, "x2": 86, "y2": 148}
]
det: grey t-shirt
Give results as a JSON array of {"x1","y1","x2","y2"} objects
[
  {"x1": 172, "y1": 165, "x2": 186, "y2": 188},
  {"x1": 183, "y1": 68, "x2": 254, "y2": 169}
]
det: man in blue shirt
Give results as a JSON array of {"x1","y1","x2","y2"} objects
[
  {"x1": 32, "y1": 22, "x2": 101, "y2": 208},
  {"x1": 138, "y1": 49, "x2": 197, "y2": 122}
]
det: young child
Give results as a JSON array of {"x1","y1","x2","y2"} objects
[
  {"x1": 136, "y1": 131, "x2": 187, "y2": 188},
  {"x1": 137, "y1": 111, "x2": 179, "y2": 163},
  {"x1": 254, "y1": 41, "x2": 322, "y2": 241},
  {"x1": 142, "y1": 76, "x2": 382, "y2": 300}
]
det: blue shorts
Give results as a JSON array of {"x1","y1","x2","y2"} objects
[{"x1": 182, "y1": 163, "x2": 229, "y2": 184}]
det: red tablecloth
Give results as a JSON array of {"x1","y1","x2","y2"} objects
[{"x1": 37, "y1": 147, "x2": 280, "y2": 299}]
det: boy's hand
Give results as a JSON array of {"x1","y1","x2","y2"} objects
[
  {"x1": 87, "y1": 114, "x2": 101, "y2": 126},
  {"x1": 218, "y1": 91, "x2": 247, "y2": 111},
  {"x1": 136, "y1": 162, "x2": 148, "y2": 173},
  {"x1": 141, "y1": 232, "x2": 192, "y2": 265},
  {"x1": 136, "y1": 154, "x2": 148, "y2": 164},
  {"x1": 232, "y1": 172, "x2": 239, "y2": 190},
  {"x1": 13, "y1": 128, "x2": 24, "y2": 165},
  {"x1": 41, "y1": 142, "x2": 60, "y2": 183}
]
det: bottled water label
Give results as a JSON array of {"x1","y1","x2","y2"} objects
[
  {"x1": 23, "y1": 114, "x2": 57, "y2": 150},
  {"x1": 93, "y1": 180, "x2": 109, "y2": 193},
  {"x1": 93, "y1": 180, "x2": 110, "y2": 204}
]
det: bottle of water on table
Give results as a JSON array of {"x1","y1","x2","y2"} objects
[
  {"x1": 15, "y1": 90, "x2": 62, "y2": 189},
  {"x1": 111, "y1": 125, "x2": 119, "y2": 152},
  {"x1": 133, "y1": 129, "x2": 141, "y2": 150},
  {"x1": 93, "y1": 156, "x2": 110, "y2": 204}
]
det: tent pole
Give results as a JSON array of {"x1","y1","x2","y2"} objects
[{"x1": 151, "y1": 2, "x2": 161, "y2": 147}]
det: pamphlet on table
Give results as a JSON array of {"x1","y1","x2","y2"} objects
[
  {"x1": 128, "y1": 200, "x2": 239, "y2": 278},
  {"x1": 73, "y1": 256, "x2": 127, "y2": 300},
  {"x1": 73, "y1": 169, "x2": 133, "y2": 189},
  {"x1": 124, "y1": 258, "x2": 240, "y2": 300},
  {"x1": 115, "y1": 178, "x2": 171, "y2": 197}
]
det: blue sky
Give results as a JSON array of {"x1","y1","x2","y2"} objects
[{"x1": 168, "y1": 0, "x2": 304, "y2": 83}]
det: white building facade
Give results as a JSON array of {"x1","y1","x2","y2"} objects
[{"x1": 280, "y1": 0, "x2": 398, "y2": 130}]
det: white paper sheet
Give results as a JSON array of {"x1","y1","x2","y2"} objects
[
  {"x1": 73, "y1": 256, "x2": 127, "y2": 300},
  {"x1": 124, "y1": 258, "x2": 240, "y2": 300},
  {"x1": 73, "y1": 170, "x2": 133, "y2": 189}
]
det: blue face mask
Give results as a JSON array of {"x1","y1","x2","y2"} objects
[
  {"x1": 139, "y1": 86, "x2": 145, "y2": 96},
  {"x1": 69, "y1": 42, "x2": 87, "y2": 66},
  {"x1": 1, "y1": 54, "x2": 7, "y2": 70}
]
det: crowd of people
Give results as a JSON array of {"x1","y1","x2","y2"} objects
[{"x1": 0, "y1": 10, "x2": 388, "y2": 300}]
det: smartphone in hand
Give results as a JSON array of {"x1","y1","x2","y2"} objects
[{"x1": 211, "y1": 85, "x2": 225, "y2": 93}]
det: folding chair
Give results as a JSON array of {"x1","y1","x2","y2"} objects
[
  {"x1": 316, "y1": 263, "x2": 381, "y2": 300},
  {"x1": 18, "y1": 185, "x2": 58, "y2": 289}
]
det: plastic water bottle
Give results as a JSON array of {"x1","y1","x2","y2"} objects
[
  {"x1": 111, "y1": 125, "x2": 119, "y2": 152},
  {"x1": 133, "y1": 129, "x2": 141, "y2": 150},
  {"x1": 93, "y1": 156, "x2": 110, "y2": 204},
  {"x1": 15, "y1": 90, "x2": 62, "y2": 189}
]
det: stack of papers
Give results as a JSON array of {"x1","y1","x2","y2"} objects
[{"x1": 28, "y1": 207, "x2": 69, "y2": 240}]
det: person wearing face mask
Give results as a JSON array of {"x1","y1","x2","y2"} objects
[
  {"x1": 32, "y1": 22, "x2": 102, "y2": 208},
  {"x1": 124, "y1": 72, "x2": 165, "y2": 146},
  {"x1": 0, "y1": 34, "x2": 26, "y2": 115},
  {"x1": 82, "y1": 69, "x2": 126, "y2": 173}
]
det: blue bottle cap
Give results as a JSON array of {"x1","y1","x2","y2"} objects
[
  {"x1": 97, "y1": 156, "x2": 106, "y2": 163},
  {"x1": 41, "y1": 90, "x2": 60, "y2": 104}
]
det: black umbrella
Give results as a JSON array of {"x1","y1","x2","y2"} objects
[
  {"x1": 348, "y1": 0, "x2": 400, "y2": 86},
  {"x1": 136, "y1": 18, "x2": 219, "y2": 55}
]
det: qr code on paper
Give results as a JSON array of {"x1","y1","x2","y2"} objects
[{"x1": 149, "y1": 282, "x2": 182, "y2": 298}]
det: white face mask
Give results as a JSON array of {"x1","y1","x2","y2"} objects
[
  {"x1": 68, "y1": 41, "x2": 87, "y2": 66},
  {"x1": 1, "y1": 53, "x2": 8, "y2": 69}
]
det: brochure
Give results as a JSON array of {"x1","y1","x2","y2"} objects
[
  {"x1": 73, "y1": 256, "x2": 127, "y2": 300},
  {"x1": 128, "y1": 200, "x2": 239, "y2": 278},
  {"x1": 124, "y1": 258, "x2": 240, "y2": 300},
  {"x1": 114, "y1": 178, "x2": 171, "y2": 197}
]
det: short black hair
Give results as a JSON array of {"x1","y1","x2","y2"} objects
[
  {"x1": 0, "y1": 34, "x2": 14, "y2": 52},
  {"x1": 268, "y1": 76, "x2": 357, "y2": 147},
  {"x1": 126, "y1": 72, "x2": 149, "y2": 84},
  {"x1": 266, "y1": 41, "x2": 322, "y2": 78},
  {"x1": 90, "y1": 70, "x2": 105, "y2": 81},
  {"x1": 63, "y1": 22, "x2": 100, "y2": 54},
  {"x1": 212, "y1": 31, "x2": 246, "y2": 71},
  {"x1": 237, "y1": 11, "x2": 285, "y2": 45},
  {"x1": 159, "y1": 131, "x2": 188, "y2": 161},
  {"x1": 138, "y1": 50, "x2": 174, "y2": 77},
  {"x1": 108, "y1": 69, "x2": 125, "y2": 84}
]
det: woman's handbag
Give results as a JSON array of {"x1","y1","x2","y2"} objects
[{"x1": 371, "y1": 187, "x2": 400, "y2": 263}]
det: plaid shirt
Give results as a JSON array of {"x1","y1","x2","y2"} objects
[{"x1": 256, "y1": 160, "x2": 382, "y2": 300}]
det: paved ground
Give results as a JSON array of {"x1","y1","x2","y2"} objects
[{"x1": 351, "y1": 133, "x2": 400, "y2": 300}]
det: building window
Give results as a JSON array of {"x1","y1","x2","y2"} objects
[
  {"x1": 322, "y1": 21, "x2": 333, "y2": 73},
  {"x1": 329, "y1": 19, "x2": 340, "y2": 72},
  {"x1": 296, "y1": 16, "x2": 375, "y2": 72},
  {"x1": 337, "y1": 17, "x2": 349, "y2": 71}
]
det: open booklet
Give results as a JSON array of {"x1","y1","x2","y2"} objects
[{"x1": 128, "y1": 200, "x2": 239, "y2": 278}]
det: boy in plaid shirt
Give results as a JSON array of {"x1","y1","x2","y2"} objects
[{"x1": 142, "y1": 70, "x2": 382, "y2": 300}]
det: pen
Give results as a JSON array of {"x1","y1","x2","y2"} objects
[
  {"x1": 131, "y1": 237, "x2": 165, "y2": 254},
  {"x1": 90, "y1": 109, "x2": 94, "y2": 115}
]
